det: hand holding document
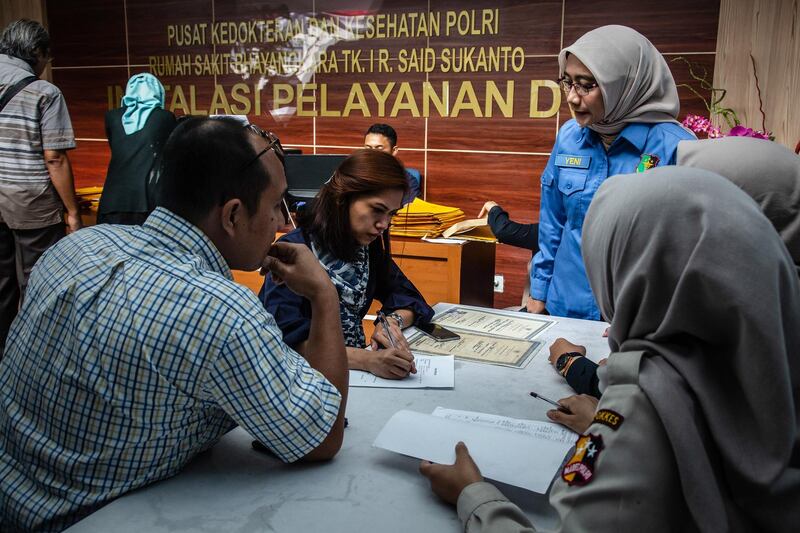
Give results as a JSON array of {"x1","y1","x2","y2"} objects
[
  {"x1": 441, "y1": 217, "x2": 498, "y2": 242},
  {"x1": 374, "y1": 408, "x2": 576, "y2": 493}
]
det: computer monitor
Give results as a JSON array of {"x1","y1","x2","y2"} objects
[{"x1": 283, "y1": 154, "x2": 347, "y2": 209}]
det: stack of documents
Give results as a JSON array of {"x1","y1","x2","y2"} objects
[
  {"x1": 390, "y1": 198, "x2": 465, "y2": 238},
  {"x1": 374, "y1": 407, "x2": 576, "y2": 493}
]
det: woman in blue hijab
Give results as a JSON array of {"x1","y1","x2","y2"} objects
[{"x1": 98, "y1": 73, "x2": 176, "y2": 224}]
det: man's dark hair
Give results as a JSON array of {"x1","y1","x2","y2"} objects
[
  {"x1": 0, "y1": 19, "x2": 50, "y2": 68},
  {"x1": 156, "y1": 117, "x2": 273, "y2": 224},
  {"x1": 365, "y1": 123, "x2": 397, "y2": 148}
]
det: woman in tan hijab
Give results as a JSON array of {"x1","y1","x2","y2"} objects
[{"x1": 420, "y1": 167, "x2": 800, "y2": 532}]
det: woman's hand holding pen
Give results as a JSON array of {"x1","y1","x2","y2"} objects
[
  {"x1": 546, "y1": 394, "x2": 598, "y2": 434},
  {"x1": 371, "y1": 316, "x2": 417, "y2": 376},
  {"x1": 369, "y1": 348, "x2": 416, "y2": 379},
  {"x1": 371, "y1": 319, "x2": 410, "y2": 353},
  {"x1": 349, "y1": 347, "x2": 416, "y2": 379}
]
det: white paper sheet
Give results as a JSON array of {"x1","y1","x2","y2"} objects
[
  {"x1": 421, "y1": 237, "x2": 467, "y2": 244},
  {"x1": 373, "y1": 409, "x2": 575, "y2": 493},
  {"x1": 431, "y1": 407, "x2": 575, "y2": 443},
  {"x1": 349, "y1": 355, "x2": 454, "y2": 389}
]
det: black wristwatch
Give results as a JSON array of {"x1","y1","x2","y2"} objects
[{"x1": 555, "y1": 352, "x2": 583, "y2": 374}]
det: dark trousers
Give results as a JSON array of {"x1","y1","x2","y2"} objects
[{"x1": 0, "y1": 222, "x2": 65, "y2": 355}]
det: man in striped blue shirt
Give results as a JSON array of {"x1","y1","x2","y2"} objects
[{"x1": 0, "y1": 117, "x2": 349, "y2": 531}]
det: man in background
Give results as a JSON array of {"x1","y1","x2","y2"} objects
[
  {"x1": 0, "y1": 19, "x2": 81, "y2": 354},
  {"x1": 364, "y1": 122, "x2": 422, "y2": 202}
]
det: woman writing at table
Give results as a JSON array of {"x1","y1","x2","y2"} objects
[
  {"x1": 529, "y1": 25, "x2": 695, "y2": 319},
  {"x1": 260, "y1": 149, "x2": 434, "y2": 379}
]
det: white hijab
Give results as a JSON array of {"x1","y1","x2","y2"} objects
[
  {"x1": 584, "y1": 167, "x2": 800, "y2": 532},
  {"x1": 558, "y1": 25, "x2": 681, "y2": 135}
]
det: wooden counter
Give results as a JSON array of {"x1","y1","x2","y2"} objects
[{"x1": 387, "y1": 237, "x2": 495, "y2": 307}]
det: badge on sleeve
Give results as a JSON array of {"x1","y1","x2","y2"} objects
[
  {"x1": 593, "y1": 409, "x2": 624, "y2": 430},
  {"x1": 636, "y1": 153, "x2": 660, "y2": 172},
  {"x1": 562, "y1": 434, "x2": 604, "y2": 486}
]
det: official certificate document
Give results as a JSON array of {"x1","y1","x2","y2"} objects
[
  {"x1": 408, "y1": 329, "x2": 542, "y2": 368},
  {"x1": 432, "y1": 306, "x2": 553, "y2": 340}
]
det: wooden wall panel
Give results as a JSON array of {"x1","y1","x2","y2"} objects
[
  {"x1": 69, "y1": 141, "x2": 110, "y2": 189},
  {"x1": 46, "y1": 0, "x2": 126, "y2": 67},
  {"x1": 42, "y1": 0, "x2": 722, "y2": 309},
  {"x1": 713, "y1": 0, "x2": 799, "y2": 149},
  {"x1": 428, "y1": 0, "x2": 562, "y2": 54},
  {"x1": 1, "y1": 0, "x2": 45, "y2": 30},
  {"x1": 426, "y1": 152, "x2": 544, "y2": 307},
  {"x1": 54, "y1": 68, "x2": 129, "y2": 138},
  {"x1": 125, "y1": 0, "x2": 213, "y2": 65},
  {"x1": 426, "y1": 57, "x2": 560, "y2": 153},
  {"x1": 314, "y1": 59, "x2": 428, "y2": 149},
  {"x1": 562, "y1": 0, "x2": 720, "y2": 53}
]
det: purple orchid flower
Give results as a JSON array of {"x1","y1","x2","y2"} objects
[{"x1": 728, "y1": 125, "x2": 772, "y2": 140}]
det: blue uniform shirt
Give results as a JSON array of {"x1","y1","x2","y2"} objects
[
  {"x1": 531, "y1": 119, "x2": 695, "y2": 320},
  {"x1": 405, "y1": 168, "x2": 422, "y2": 203}
]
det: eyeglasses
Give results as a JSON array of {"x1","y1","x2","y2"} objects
[
  {"x1": 240, "y1": 124, "x2": 285, "y2": 171},
  {"x1": 557, "y1": 77, "x2": 599, "y2": 97},
  {"x1": 240, "y1": 124, "x2": 294, "y2": 227}
]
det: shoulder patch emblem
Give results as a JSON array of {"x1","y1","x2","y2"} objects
[
  {"x1": 562, "y1": 433, "x2": 604, "y2": 486},
  {"x1": 593, "y1": 409, "x2": 624, "y2": 431},
  {"x1": 636, "y1": 153, "x2": 660, "y2": 172}
]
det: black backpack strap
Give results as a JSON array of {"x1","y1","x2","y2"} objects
[{"x1": 0, "y1": 75, "x2": 39, "y2": 114}]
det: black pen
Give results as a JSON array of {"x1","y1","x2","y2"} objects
[{"x1": 530, "y1": 391, "x2": 572, "y2": 414}]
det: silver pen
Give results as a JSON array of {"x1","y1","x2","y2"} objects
[{"x1": 377, "y1": 312, "x2": 397, "y2": 348}]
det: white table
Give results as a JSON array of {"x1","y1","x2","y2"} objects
[{"x1": 67, "y1": 304, "x2": 609, "y2": 532}]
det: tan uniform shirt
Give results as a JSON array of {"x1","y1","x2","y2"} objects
[{"x1": 457, "y1": 351, "x2": 698, "y2": 532}]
